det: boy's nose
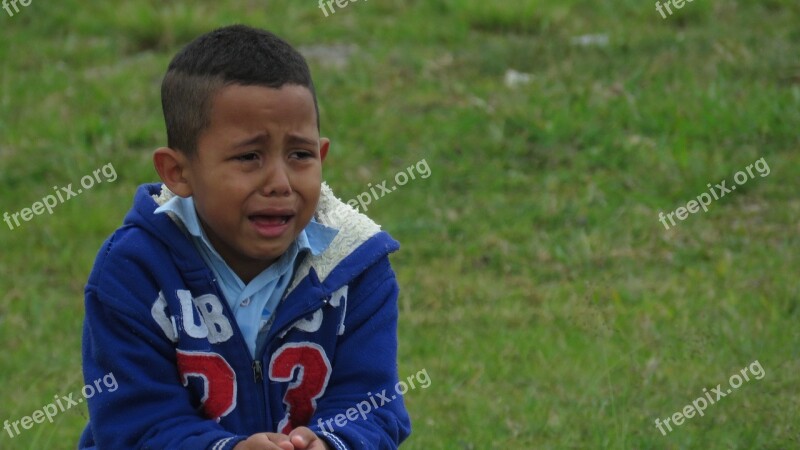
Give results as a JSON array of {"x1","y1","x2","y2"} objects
[{"x1": 259, "y1": 164, "x2": 292, "y2": 197}]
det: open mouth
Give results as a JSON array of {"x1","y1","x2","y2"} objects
[
  {"x1": 249, "y1": 214, "x2": 293, "y2": 225},
  {"x1": 248, "y1": 213, "x2": 294, "y2": 239}
]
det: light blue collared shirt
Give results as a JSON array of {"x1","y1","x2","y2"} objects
[{"x1": 154, "y1": 195, "x2": 337, "y2": 357}]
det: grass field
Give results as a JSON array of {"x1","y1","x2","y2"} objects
[{"x1": 1, "y1": 0, "x2": 799, "y2": 448}]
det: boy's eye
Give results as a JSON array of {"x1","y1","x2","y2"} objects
[
  {"x1": 234, "y1": 152, "x2": 260, "y2": 162},
  {"x1": 290, "y1": 150, "x2": 315, "y2": 160}
]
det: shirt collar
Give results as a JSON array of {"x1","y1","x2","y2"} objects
[{"x1": 153, "y1": 194, "x2": 337, "y2": 272}]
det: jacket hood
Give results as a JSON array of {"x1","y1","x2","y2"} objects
[{"x1": 122, "y1": 182, "x2": 398, "y2": 293}]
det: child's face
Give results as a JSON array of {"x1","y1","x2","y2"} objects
[{"x1": 182, "y1": 84, "x2": 328, "y2": 281}]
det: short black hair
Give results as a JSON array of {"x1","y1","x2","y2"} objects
[{"x1": 161, "y1": 25, "x2": 319, "y2": 155}]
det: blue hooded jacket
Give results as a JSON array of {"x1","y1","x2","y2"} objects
[{"x1": 79, "y1": 183, "x2": 411, "y2": 449}]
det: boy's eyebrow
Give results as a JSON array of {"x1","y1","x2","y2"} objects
[
  {"x1": 232, "y1": 133, "x2": 267, "y2": 149},
  {"x1": 231, "y1": 133, "x2": 317, "y2": 149},
  {"x1": 286, "y1": 134, "x2": 317, "y2": 147}
]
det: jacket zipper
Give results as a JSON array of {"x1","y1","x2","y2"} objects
[{"x1": 253, "y1": 360, "x2": 264, "y2": 383}]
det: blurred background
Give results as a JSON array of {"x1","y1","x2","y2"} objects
[{"x1": 1, "y1": 0, "x2": 798, "y2": 448}]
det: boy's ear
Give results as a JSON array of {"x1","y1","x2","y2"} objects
[
  {"x1": 153, "y1": 147, "x2": 193, "y2": 198},
  {"x1": 319, "y1": 137, "x2": 330, "y2": 162}
]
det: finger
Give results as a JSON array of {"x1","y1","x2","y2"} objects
[
  {"x1": 288, "y1": 427, "x2": 316, "y2": 449},
  {"x1": 264, "y1": 432, "x2": 292, "y2": 443},
  {"x1": 248, "y1": 433, "x2": 293, "y2": 450},
  {"x1": 264, "y1": 432, "x2": 295, "y2": 450},
  {"x1": 289, "y1": 434, "x2": 309, "y2": 449}
]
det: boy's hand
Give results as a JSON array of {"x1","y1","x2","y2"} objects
[
  {"x1": 231, "y1": 428, "x2": 331, "y2": 450},
  {"x1": 233, "y1": 432, "x2": 295, "y2": 450},
  {"x1": 289, "y1": 427, "x2": 333, "y2": 450}
]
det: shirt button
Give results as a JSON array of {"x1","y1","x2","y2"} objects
[{"x1": 240, "y1": 298, "x2": 251, "y2": 307}]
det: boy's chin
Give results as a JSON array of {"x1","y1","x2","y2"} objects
[{"x1": 245, "y1": 241, "x2": 294, "y2": 263}]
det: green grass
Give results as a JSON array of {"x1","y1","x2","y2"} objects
[{"x1": 1, "y1": 0, "x2": 799, "y2": 448}]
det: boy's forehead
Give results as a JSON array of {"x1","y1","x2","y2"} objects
[
  {"x1": 213, "y1": 83, "x2": 314, "y2": 104},
  {"x1": 195, "y1": 84, "x2": 320, "y2": 148},
  {"x1": 209, "y1": 84, "x2": 317, "y2": 126}
]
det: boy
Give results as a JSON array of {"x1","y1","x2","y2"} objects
[{"x1": 79, "y1": 25, "x2": 411, "y2": 450}]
